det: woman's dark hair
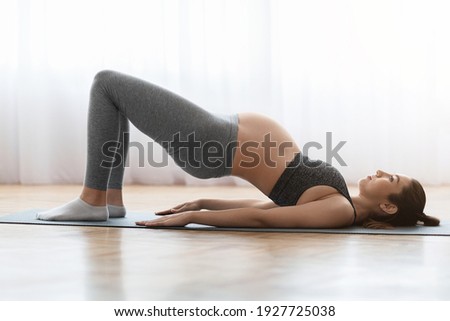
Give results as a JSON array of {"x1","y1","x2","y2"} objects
[{"x1": 363, "y1": 178, "x2": 440, "y2": 229}]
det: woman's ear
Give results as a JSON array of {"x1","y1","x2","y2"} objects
[{"x1": 379, "y1": 202, "x2": 398, "y2": 215}]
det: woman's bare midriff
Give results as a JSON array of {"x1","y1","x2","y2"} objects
[
  {"x1": 231, "y1": 113, "x2": 344, "y2": 205},
  {"x1": 231, "y1": 113, "x2": 299, "y2": 194}
]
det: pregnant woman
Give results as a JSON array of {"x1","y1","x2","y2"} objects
[{"x1": 37, "y1": 71, "x2": 439, "y2": 229}]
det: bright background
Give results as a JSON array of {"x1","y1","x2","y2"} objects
[{"x1": 1, "y1": 0, "x2": 449, "y2": 186}]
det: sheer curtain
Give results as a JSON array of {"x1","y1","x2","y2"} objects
[{"x1": 1, "y1": 0, "x2": 449, "y2": 186}]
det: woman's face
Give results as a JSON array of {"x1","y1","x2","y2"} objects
[{"x1": 358, "y1": 170, "x2": 411, "y2": 203}]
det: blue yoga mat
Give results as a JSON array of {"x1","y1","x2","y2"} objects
[{"x1": 0, "y1": 209, "x2": 448, "y2": 236}]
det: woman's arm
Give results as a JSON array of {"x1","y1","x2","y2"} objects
[
  {"x1": 155, "y1": 198, "x2": 277, "y2": 215},
  {"x1": 200, "y1": 199, "x2": 278, "y2": 210},
  {"x1": 137, "y1": 196, "x2": 355, "y2": 229}
]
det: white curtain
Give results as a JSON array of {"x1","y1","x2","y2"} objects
[{"x1": 1, "y1": 0, "x2": 449, "y2": 186}]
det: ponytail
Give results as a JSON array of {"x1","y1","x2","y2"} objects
[
  {"x1": 417, "y1": 212, "x2": 440, "y2": 226},
  {"x1": 363, "y1": 212, "x2": 440, "y2": 229}
]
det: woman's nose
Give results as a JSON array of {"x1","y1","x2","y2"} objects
[
  {"x1": 376, "y1": 170, "x2": 387, "y2": 177},
  {"x1": 376, "y1": 170, "x2": 392, "y2": 178}
]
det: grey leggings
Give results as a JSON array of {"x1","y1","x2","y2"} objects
[{"x1": 85, "y1": 70, "x2": 239, "y2": 191}]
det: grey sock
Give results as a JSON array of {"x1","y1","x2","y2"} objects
[
  {"x1": 108, "y1": 204, "x2": 126, "y2": 218},
  {"x1": 36, "y1": 198, "x2": 108, "y2": 221}
]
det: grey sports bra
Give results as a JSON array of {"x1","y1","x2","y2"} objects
[{"x1": 268, "y1": 153, "x2": 356, "y2": 225}]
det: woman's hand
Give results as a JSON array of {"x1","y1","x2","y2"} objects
[
  {"x1": 136, "y1": 212, "x2": 193, "y2": 227},
  {"x1": 155, "y1": 200, "x2": 202, "y2": 215}
]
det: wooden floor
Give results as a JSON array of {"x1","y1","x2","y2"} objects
[{"x1": 0, "y1": 184, "x2": 449, "y2": 300}]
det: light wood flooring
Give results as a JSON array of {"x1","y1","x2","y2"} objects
[{"x1": 0, "y1": 184, "x2": 449, "y2": 300}]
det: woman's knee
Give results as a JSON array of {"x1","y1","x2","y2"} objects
[{"x1": 92, "y1": 70, "x2": 120, "y2": 90}]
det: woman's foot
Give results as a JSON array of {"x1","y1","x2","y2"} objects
[
  {"x1": 35, "y1": 187, "x2": 127, "y2": 221},
  {"x1": 36, "y1": 186, "x2": 108, "y2": 221},
  {"x1": 107, "y1": 204, "x2": 127, "y2": 218},
  {"x1": 36, "y1": 198, "x2": 108, "y2": 221},
  {"x1": 107, "y1": 188, "x2": 127, "y2": 218}
]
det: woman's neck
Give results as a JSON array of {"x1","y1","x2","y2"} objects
[{"x1": 351, "y1": 195, "x2": 375, "y2": 224}]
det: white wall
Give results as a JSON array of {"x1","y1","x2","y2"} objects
[{"x1": 1, "y1": 0, "x2": 449, "y2": 185}]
